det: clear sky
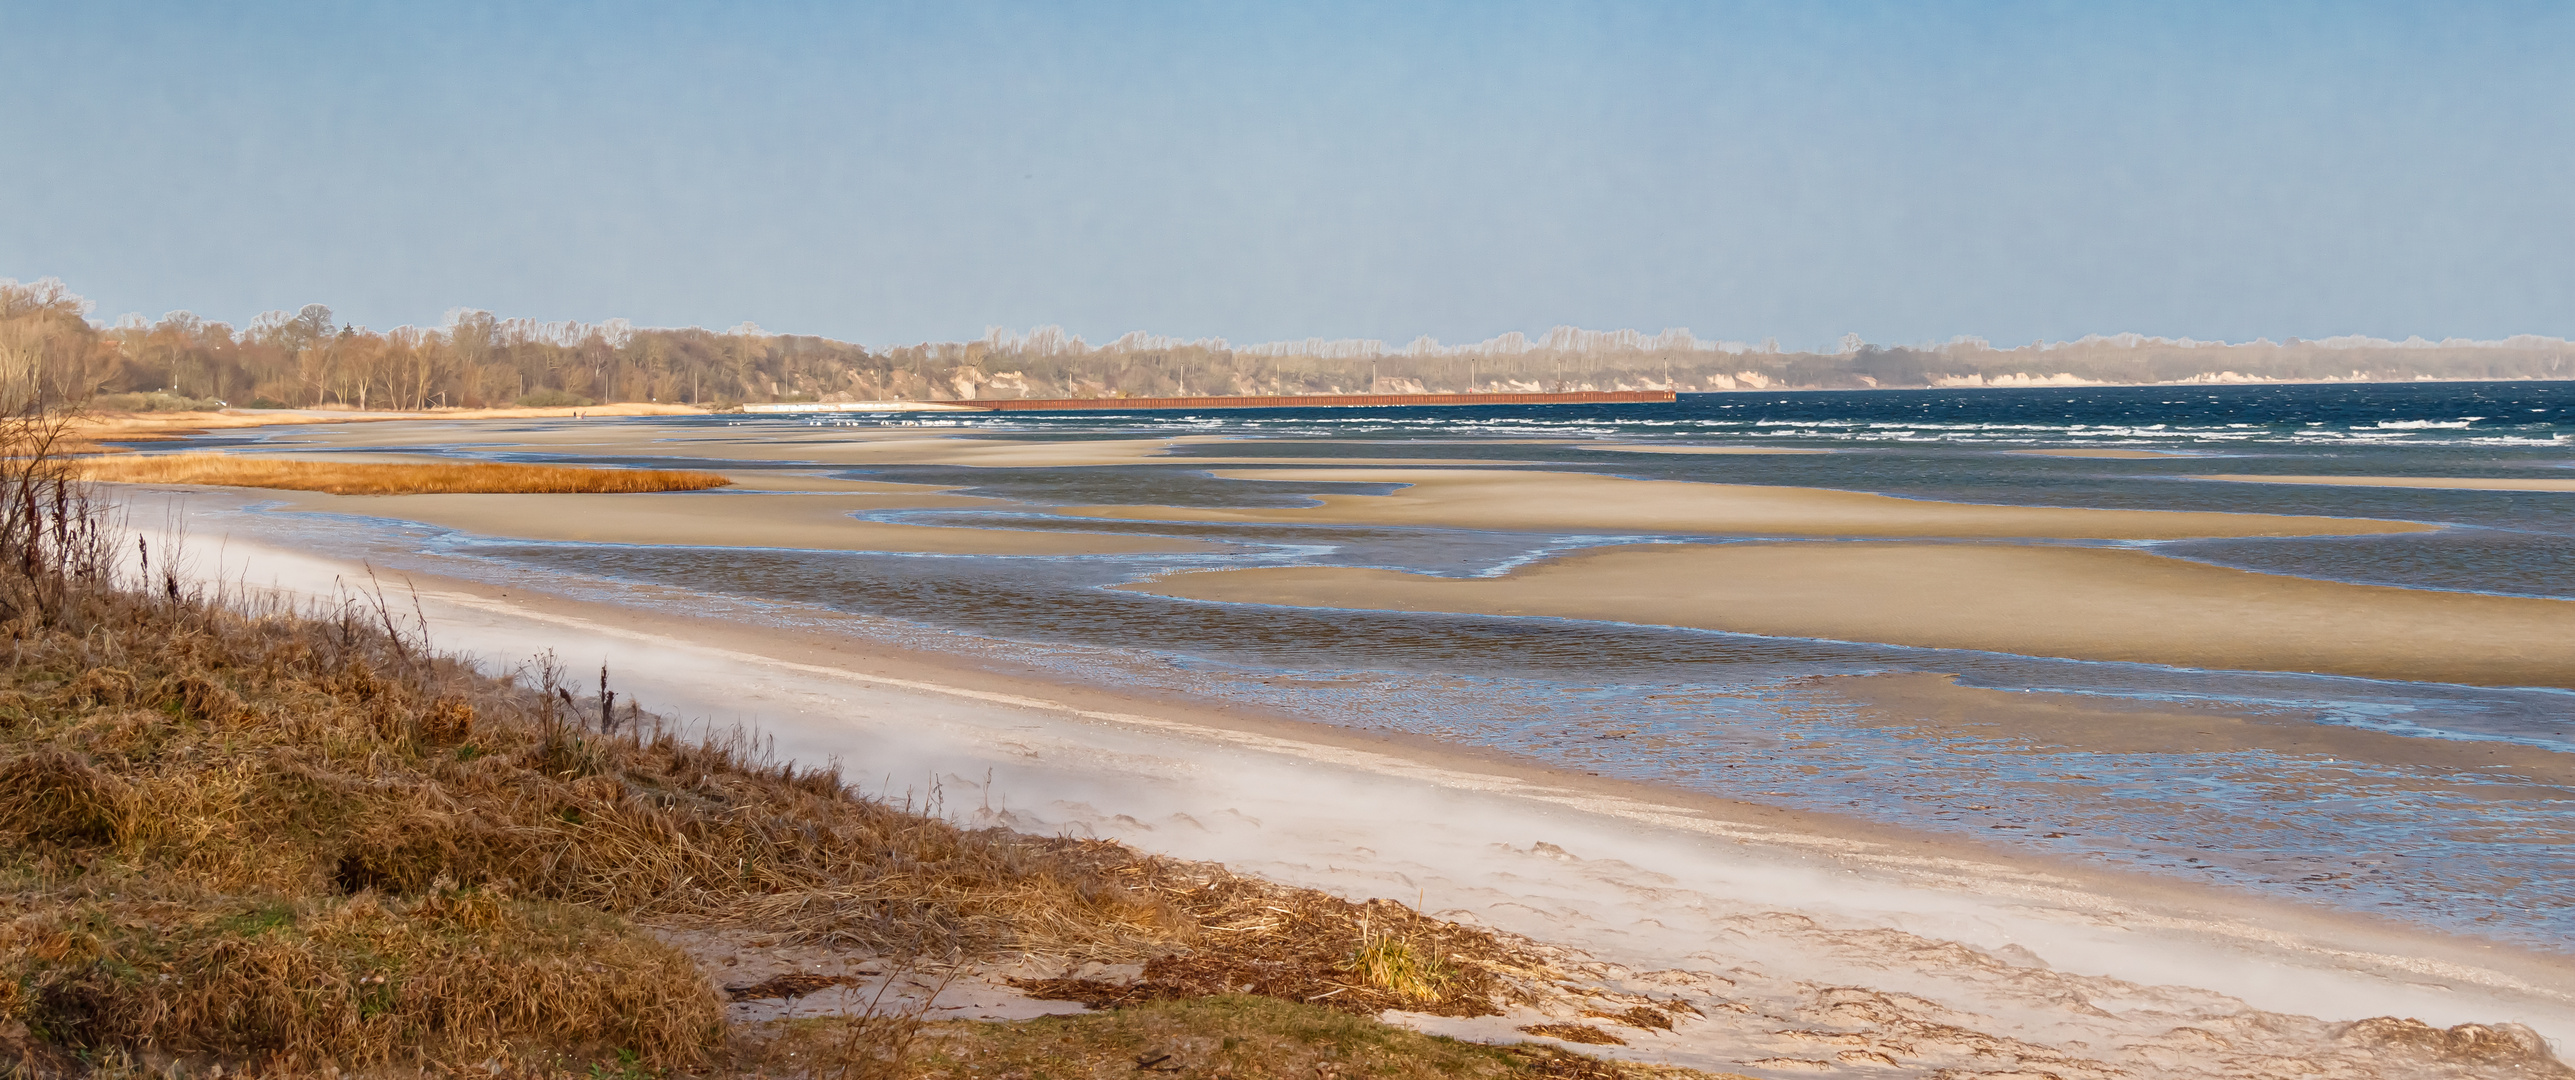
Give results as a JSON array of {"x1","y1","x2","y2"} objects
[{"x1": 3, "y1": 1, "x2": 2568, "y2": 349}]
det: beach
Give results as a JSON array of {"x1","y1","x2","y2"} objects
[
  {"x1": 94, "y1": 391, "x2": 2575, "y2": 1076},
  {"x1": 150, "y1": 525, "x2": 2575, "y2": 1078}
]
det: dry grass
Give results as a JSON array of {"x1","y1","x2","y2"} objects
[
  {"x1": 75, "y1": 453, "x2": 731, "y2": 495},
  {"x1": 747, "y1": 996, "x2": 1749, "y2": 1080},
  {"x1": 0, "y1": 587, "x2": 1209, "y2": 1070}
]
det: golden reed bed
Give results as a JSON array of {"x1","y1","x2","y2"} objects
[{"x1": 77, "y1": 452, "x2": 733, "y2": 495}]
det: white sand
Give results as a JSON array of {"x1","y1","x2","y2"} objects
[{"x1": 136, "y1": 508, "x2": 2575, "y2": 1077}]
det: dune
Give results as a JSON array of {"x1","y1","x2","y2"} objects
[
  {"x1": 1063, "y1": 468, "x2": 2434, "y2": 540},
  {"x1": 1122, "y1": 541, "x2": 2575, "y2": 688}
]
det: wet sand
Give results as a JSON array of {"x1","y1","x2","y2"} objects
[
  {"x1": 1067, "y1": 468, "x2": 2436, "y2": 540},
  {"x1": 2200, "y1": 473, "x2": 2575, "y2": 493},
  {"x1": 1125, "y1": 541, "x2": 2575, "y2": 687},
  {"x1": 203, "y1": 484, "x2": 1215, "y2": 556}
]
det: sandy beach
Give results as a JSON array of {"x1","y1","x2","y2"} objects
[
  {"x1": 147, "y1": 516, "x2": 2575, "y2": 1077},
  {"x1": 1124, "y1": 541, "x2": 2575, "y2": 687}
]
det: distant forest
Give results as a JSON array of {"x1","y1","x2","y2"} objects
[{"x1": 5, "y1": 277, "x2": 2572, "y2": 412}]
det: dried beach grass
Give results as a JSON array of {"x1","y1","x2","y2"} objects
[
  {"x1": 0, "y1": 408, "x2": 1567, "y2": 1074},
  {"x1": 75, "y1": 453, "x2": 731, "y2": 495}
]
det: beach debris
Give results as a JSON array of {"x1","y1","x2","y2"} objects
[
  {"x1": 1518, "y1": 1022, "x2": 1626, "y2": 1046},
  {"x1": 1583, "y1": 1005, "x2": 1677, "y2": 1031}
]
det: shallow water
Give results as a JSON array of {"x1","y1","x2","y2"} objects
[{"x1": 209, "y1": 383, "x2": 2575, "y2": 953}]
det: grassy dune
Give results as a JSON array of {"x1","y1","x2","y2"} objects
[{"x1": 76, "y1": 453, "x2": 732, "y2": 495}]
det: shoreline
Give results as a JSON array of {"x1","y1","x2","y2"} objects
[{"x1": 144, "y1": 498, "x2": 2575, "y2": 1057}]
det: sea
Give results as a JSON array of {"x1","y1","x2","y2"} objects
[{"x1": 198, "y1": 382, "x2": 2575, "y2": 954}]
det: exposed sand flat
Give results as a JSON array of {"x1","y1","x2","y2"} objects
[
  {"x1": 2010, "y1": 447, "x2": 2201, "y2": 459},
  {"x1": 239, "y1": 488, "x2": 1213, "y2": 556},
  {"x1": 1125, "y1": 542, "x2": 2575, "y2": 687},
  {"x1": 1580, "y1": 444, "x2": 1834, "y2": 455},
  {"x1": 1815, "y1": 672, "x2": 2575, "y2": 788},
  {"x1": 2199, "y1": 473, "x2": 2575, "y2": 493},
  {"x1": 1066, "y1": 468, "x2": 2435, "y2": 540}
]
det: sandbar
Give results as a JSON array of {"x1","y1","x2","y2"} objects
[
  {"x1": 1814, "y1": 672, "x2": 2575, "y2": 788},
  {"x1": 1124, "y1": 541, "x2": 2575, "y2": 687},
  {"x1": 2199, "y1": 473, "x2": 2575, "y2": 493},
  {"x1": 1065, "y1": 468, "x2": 2434, "y2": 540}
]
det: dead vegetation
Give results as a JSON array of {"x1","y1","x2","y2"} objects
[
  {"x1": 746, "y1": 996, "x2": 1734, "y2": 1080},
  {"x1": 74, "y1": 453, "x2": 731, "y2": 495},
  {"x1": 0, "y1": 407, "x2": 1652, "y2": 1077}
]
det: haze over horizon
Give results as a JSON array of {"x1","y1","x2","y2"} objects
[{"x1": 5, "y1": 2, "x2": 2569, "y2": 351}]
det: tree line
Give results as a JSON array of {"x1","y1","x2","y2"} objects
[{"x1": 5, "y1": 277, "x2": 2572, "y2": 413}]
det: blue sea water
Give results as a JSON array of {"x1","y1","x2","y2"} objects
[{"x1": 226, "y1": 382, "x2": 2575, "y2": 952}]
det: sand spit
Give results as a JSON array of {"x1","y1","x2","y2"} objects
[
  {"x1": 2199, "y1": 473, "x2": 2575, "y2": 493},
  {"x1": 166, "y1": 529, "x2": 2575, "y2": 1078},
  {"x1": 242, "y1": 485, "x2": 1215, "y2": 556},
  {"x1": 1065, "y1": 468, "x2": 2435, "y2": 540},
  {"x1": 1125, "y1": 542, "x2": 2575, "y2": 688}
]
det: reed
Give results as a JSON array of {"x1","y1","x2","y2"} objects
[{"x1": 74, "y1": 453, "x2": 731, "y2": 495}]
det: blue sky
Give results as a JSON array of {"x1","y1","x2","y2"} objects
[{"x1": 3, "y1": 2, "x2": 2568, "y2": 349}]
